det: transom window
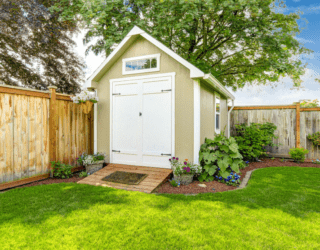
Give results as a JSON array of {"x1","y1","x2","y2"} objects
[
  {"x1": 122, "y1": 54, "x2": 160, "y2": 75},
  {"x1": 215, "y1": 96, "x2": 220, "y2": 133}
]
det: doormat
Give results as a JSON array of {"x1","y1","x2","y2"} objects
[{"x1": 101, "y1": 171, "x2": 148, "y2": 185}]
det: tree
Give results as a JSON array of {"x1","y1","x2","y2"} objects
[
  {"x1": 54, "y1": 0, "x2": 312, "y2": 91},
  {"x1": 0, "y1": 0, "x2": 85, "y2": 94}
]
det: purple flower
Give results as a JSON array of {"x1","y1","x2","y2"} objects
[
  {"x1": 183, "y1": 167, "x2": 191, "y2": 173},
  {"x1": 184, "y1": 162, "x2": 187, "y2": 165},
  {"x1": 176, "y1": 157, "x2": 179, "y2": 160},
  {"x1": 173, "y1": 157, "x2": 175, "y2": 160},
  {"x1": 169, "y1": 159, "x2": 171, "y2": 161}
]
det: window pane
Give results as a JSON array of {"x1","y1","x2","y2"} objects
[
  {"x1": 141, "y1": 59, "x2": 151, "y2": 69},
  {"x1": 131, "y1": 61, "x2": 138, "y2": 70},
  {"x1": 125, "y1": 61, "x2": 132, "y2": 71},
  {"x1": 151, "y1": 58, "x2": 157, "y2": 68},
  {"x1": 216, "y1": 114, "x2": 220, "y2": 130},
  {"x1": 216, "y1": 97, "x2": 220, "y2": 113}
]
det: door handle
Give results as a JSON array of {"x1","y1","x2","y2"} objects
[
  {"x1": 161, "y1": 153, "x2": 171, "y2": 156},
  {"x1": 139, "y1": 112, "x2": 142, "y2": 116}
]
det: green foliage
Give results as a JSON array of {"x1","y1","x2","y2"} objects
[
  {"x1": 77, "y1": 152, "x2": 106, "y2": 166},
  {"x1": 1, "y1": 0, "x2": 84, "y2": 94},
  {"x1": 51, "y1": 161, "x2": 73, "y2": 179},
  {"x1": 312, "y1": 159, "x2": 320, "y2": 165},
  {"x1": 289, "y1": 148, "x2": 309, "y2": 163},
  {"x1": 198, "y1": 134, "x2": 245, "y2": 183},
  {"x1": 169, "y1": 158, "x2": 202, "y2": 176},
  {"x1": 79, "y1": 171, "x2": 88, "y2": 178},
  {"x1": 234, "y1": 122, "x2": 278, "y2": 161},
  {"x1": 307, "y1": 132, "x2": 320, "y2": 147},
  {"x1": 271, "y1": 157, "x2": 275, "y2": 160},
  {"x1": 299, "y1": 99, "x2": 319, "y2": 108},
  {"x1": 169, "y1": 179, "x2": 179, "y2": 187},
  {"x1": 53, "y1": 0, "x2": 311, "y2": 90},
  {"x1": 280, "y1": 158, "x2": 286, "y2": 162}
]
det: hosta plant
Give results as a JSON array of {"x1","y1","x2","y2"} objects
[{"x1": 198, "y1": 134, "x2": 246, "y2": 182}]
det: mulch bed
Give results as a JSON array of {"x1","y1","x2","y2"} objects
[
  {"x1": 155, "y1": 158, "x2": 320, "y2": 195},
  {"x1": 4, "y1": 159, "x2": 320, "y2": 194}
]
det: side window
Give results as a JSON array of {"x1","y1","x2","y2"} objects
[{"x1": 215, "y1": 96, "x2": 220, "y2": 133}]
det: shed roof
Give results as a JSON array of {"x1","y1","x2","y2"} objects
[{"x1": 86, "y1": 26, "x2": 235, "y2": 100}]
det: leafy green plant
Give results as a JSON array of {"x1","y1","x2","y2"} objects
[
  {"x1": 76, "y1": 152, "x2": 106, "y2": 166},
  {"x1": 312, "y1": 159, "x2": 320, "y2": 165},
  {"x1": 307, "y1": 132, "x2": 320, "y2": 147},
  {"x1": 271, "y1": 157, "x2": 275, "y2": 160},
  {"x1": 169, "y1": 179, "x2": 179, "y2": 187},
  {"x1": 198, "y1": 133, "x2": 245, "y2": 182},
  {"x1": 234, "y1": 122, "x2": 279, "y2": 161},
  {"x1": 169, "y1": 158, "x2": 202, "y2": 176},
  {"x1": 299, "y1": 99, "x2": 319, "y2": 108},
  {"x1": 280, "y1": 158, "x2": 286, "y2": 162},
  {"x1": 288, "y1": 148, "x2": 309, "y2": 163},
  {"x1": 79, "y1": 171, "x2": 88, "y2": 178},
  {"x1": 215, "y1": 171, "x2": 241, "y2": 187},
  {"x1": 51, "y1": 161, "x2": 73, "y2": 179}
]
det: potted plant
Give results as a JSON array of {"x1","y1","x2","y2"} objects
[
  {"x1": 77, "y1": 152, "x2": 107, "y2": 175},
  {"x1": 71, "y1": 89, "x2": 99, "y2": 114},
  {"x1": 169, "y1": 157, "x2": 202, "y2": 185}
]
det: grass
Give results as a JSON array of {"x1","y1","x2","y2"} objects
[{"x1": 0, "y1": 167, "x2": 320, "y2": 250}]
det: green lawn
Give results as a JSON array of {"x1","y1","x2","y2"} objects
[{"x1": 1, "y1": 167, "x2": 320, "y2": 250}]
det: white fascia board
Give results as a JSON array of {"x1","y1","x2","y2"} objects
[
  {"x1": 140, "y1": 32, "x2": 205, "y2": 78},
  {"x1": 203, "y1": 74, "x2": 235, "y2": 100},
  {"x1": 86, "y1": 25, "x2": 205, "y2": 83},
  {"x1": 86, "y1": 35, "x2": 132, "y2": 83}
]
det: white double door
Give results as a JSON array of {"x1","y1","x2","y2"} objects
[{"x1": 111, "y1": 74, "x2": 174, "y2": 168}]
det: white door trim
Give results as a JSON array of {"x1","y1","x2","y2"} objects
[{"x1": 109, "y1": 72, "x2": 176, "y2": 167}]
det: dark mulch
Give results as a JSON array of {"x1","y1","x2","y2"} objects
[
  {"x1": 13, "y1": 173, "x2": 85, "y2": 190},
  {"x1": 155, "y1": 158, "x2": 320, "y2": 194}
]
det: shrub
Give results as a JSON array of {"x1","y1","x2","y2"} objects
[
  {"x1": 198, "y1": 133, "x2": 246, "y2": 182},
  {"x1": 51, "y1": 161, "x2": 73, "y2": 179},
  {"x1": 234, "y1": 122, "x2": 278, "y2": 161},
  {"x1": 79, "y1": 171, "x2": 88, "y2": 178},
  {"x1": 307, "y1": 132, "x2": 320, "y2": 147},
  {"x1": 289, "y1": 147, "x2": 309, "y2": 163},
  {"x1": 169, "y1": 179, "x2": 179, "y2": 187}
]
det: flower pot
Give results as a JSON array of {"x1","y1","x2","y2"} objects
[
  {"x1": 80, "y1": 101, "x2": 94, "y2": 114},
  {"x1": 85, "y1": 160, "x2": 104, "y2": 174},
  {"x1": 178, "y1": 174, "x2": 194, "y2": 185}
]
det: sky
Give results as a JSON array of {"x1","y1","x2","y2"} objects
[{"x1": 72, "y1": 0, "x2": 320, "y2": 106}]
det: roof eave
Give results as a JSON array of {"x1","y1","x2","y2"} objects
[{"x1": 202, "y1": 74, "x2": 235, "y2": 100}]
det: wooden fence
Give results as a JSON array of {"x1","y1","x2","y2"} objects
[
  {"x1": 0, "y1": 85, "x2": 93, "y2": 186},
  {"x1": 230, "y1": 104, "x2": 320, "y2": 159}
]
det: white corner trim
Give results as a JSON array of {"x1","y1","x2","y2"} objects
[
  {"x1": 227, "y1": 99, "x2": 235, "y2": 138},
  {"x1": 94, "y1": 101, "x2": 98, "y2": 154},
  {"x1": 194, "y1": 80, "x2": 201, "y2": 164}
]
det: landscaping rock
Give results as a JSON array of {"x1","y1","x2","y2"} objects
[{"x1": 198, "y1": 184, "x2": 207, "y2": 188}]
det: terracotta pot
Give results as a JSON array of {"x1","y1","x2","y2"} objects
[{"x1": 80, "y1": 101, "x2": 94, "y2": 114}]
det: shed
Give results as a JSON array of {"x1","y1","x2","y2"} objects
[{"x1": 86, "y1": 26, "x2": 235, "y2": 169}]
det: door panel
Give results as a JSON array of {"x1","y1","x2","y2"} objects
[{"x1": 112, "y1": 82, "x2": 140, "y2": 164}]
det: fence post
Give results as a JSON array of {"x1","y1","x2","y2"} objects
[
  {"x1": 48, "y1": 86, "x2": 57, "y2": 176},
  {"x1": 296, "y1": 103, "x2": 301, "y2": 148}
]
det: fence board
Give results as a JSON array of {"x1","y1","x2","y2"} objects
[
  {"x1": 0, "y1": 86, "x2": 92, "y2": 184},
  {"x1": 231, "y1": 107, "x2": 320, "y2": 159}
]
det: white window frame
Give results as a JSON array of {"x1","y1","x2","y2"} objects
[
  {"x1": 122, "y1": 54, "x2": 160, "y2": 75},
  {"x1": 215, "y1": 96, "x2": 221, "y2": 134}
]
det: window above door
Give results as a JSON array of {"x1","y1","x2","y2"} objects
[{"x1": 122, "y1": 54, "x2": 160, "y2": 75}]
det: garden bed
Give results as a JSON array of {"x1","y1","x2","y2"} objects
[{"x1": 155, "y1": 158, "x2": 320, "y2": 194}]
